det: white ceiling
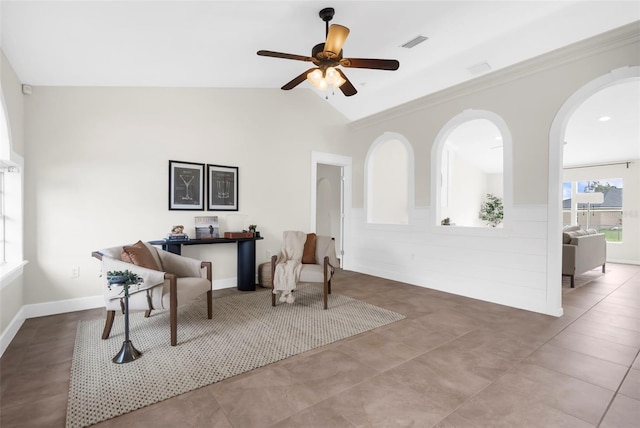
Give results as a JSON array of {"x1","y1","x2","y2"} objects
[{"x1": 1, "y1": 1, "x2": 638, "y2": 167}]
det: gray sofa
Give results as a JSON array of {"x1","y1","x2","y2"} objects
[{"x1": 562, "y1": 227, "x2": 606, "y2": 287}]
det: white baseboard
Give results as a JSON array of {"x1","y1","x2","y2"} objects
[
  {"x1": 0, "y1": 307, "x2": 26, "y2": 357},
  {"x1": 0, "y1": 278, "x2": 239, "y2": 357},
  {"x1": 607, "y1": 258, "x2": 640, "y2": 266}
]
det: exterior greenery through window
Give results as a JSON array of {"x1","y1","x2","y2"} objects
[{"x1": 563, "y1": 178, "x2": 623, "y2": 242}]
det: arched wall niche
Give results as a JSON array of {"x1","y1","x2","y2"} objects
[{"x1": 364, "y1": 132, "x2": 415, "y2": 225}]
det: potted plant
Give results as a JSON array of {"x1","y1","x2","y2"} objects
[
  {"x1": 106, "y1": 270, "x2": 143, "y2": 298},
  {"x1": 248, "y1": 224, "x2": 259, "y2": 237},
  {"x1": 479, "y1": 193, "x2": 503, "y2": 227}
]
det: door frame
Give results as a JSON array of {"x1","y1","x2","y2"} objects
[{"x1": 311, "y1": 151, "x2": 352, "y2": 269}]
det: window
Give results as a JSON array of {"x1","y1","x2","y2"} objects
[
  {"x1": 563, "y1": 178, "x2": 623, "y2": 242},
  {"x1": 365, "y1": 133, "x2": 414, "y2": 225},
  {"x1": 0, "y1": 90, "x2": 24, "y2": 275}
]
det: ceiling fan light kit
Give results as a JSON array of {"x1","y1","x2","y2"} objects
[{"x1": 257, "y1": 7, "x2": 399, "y2": 97}]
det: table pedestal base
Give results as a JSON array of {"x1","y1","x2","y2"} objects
[{"x1": 113, "y1": 340, "x2": 142, "y2": 364}]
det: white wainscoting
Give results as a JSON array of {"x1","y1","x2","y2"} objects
[{"x1": 347, "y1": 205, "x2": 561, "y2": 316}]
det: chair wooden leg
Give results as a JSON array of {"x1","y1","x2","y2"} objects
[
  {"x1": 323, "y1": 280, "x2": 328, "y2": 310},
  {"x1": 144, "y1": 310, "x2": 152, "y2": 318},
  {"x1": 571, "y1": 275, "x2": 575, "y2": 288},
  {"x1": 602, "y1": 263, "x2": 606, "y2": 273},
  {"x1": 272, "y1": 292, "x2": 276, "y2": 307},
  {"x1": 169, "y1": 275, "x2": 178, "y2": 346},
  {"x1": 102, "y1": 310, "x2": 116, "y2": 339},
  {"x1": 207, "y1": 290, "x2": 213, "y2": 319}
]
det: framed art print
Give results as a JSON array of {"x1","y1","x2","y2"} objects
[
  {"x1": 169, "y1": 160, "x2": 205, "y2": 210},
  {"x1": 207, "y1": 164, "x2": 238, "y2": 211}
]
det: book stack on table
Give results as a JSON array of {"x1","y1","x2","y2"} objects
[{"x1": 166, "y1": 233, "x2": 189, "y2": 241}]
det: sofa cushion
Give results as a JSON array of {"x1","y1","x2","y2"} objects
[
  {"x1": 302, "y1": 233, "x2": 317, "y2": 264},
  {"x1": 121, "y1": 240, "x2": 161, "y2": 271}
]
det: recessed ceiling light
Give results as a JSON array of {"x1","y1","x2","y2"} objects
[{"x1": 598, "y1": 116, "x2": 611, "y2": 122}]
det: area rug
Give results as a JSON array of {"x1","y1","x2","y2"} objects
[{"x1": 66, "y1": 284, "x2": 404, "y2": 427}]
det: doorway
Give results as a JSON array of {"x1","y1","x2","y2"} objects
[{"x1": 311, "y1": 151, "x2": 352, "y2": 269}]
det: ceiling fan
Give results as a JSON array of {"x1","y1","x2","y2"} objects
[{"x1": 257, "y1": 7, "x2": 399, "y2": 97}]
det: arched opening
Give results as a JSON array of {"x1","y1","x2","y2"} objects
[
  {"x1": 365, "y1": 132, "x2": 415, "y2": 225},
  {"x1": 548, "y1": 65, "x2": 640, "y2": 311},
  {"x1": 432, "y1": 110, "x2": 512, "y2": 229}
]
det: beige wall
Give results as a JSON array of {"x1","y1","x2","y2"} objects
[{"x1": 22, "y1": 87, "x2": 349, "y2": 304}]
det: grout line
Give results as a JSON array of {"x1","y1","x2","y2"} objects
[{"x1": 596, "y1": 347, "x2": 640, "y2": 427}]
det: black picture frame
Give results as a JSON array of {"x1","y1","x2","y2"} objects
[
  {"x1": 168, "y1": 160, "x2": 205, "y2": 210},
  {"x1": 207, "y1": 164, "x2": 238, "y2": 211}
]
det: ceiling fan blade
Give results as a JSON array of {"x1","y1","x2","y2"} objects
[
  {"x1": 324, "y1": 24, "x2": 350, "y2": 55},
  {"x1": 336, "y1": 69, "x2": 357, "y2": 97},
  {"x1": 340, "y1": 58, "x2": 400, "y2": 70},
  {"x1": 257, "y1": 50, "x2": 314, "y2": 62},
  {"x1": 282, "y1": 68, "x2": 318, "y2": 90}
]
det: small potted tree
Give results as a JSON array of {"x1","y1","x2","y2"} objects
[{"x1": 479, "y1": 193, "x2": 504, "y2": 227}]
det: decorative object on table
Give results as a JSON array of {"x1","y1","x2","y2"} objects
[
  {"x1": 224, "y1": 231, "x2": 254, "y2": 239},
  {"x1": 248, "y1": 224, "x2": 259, "y2": 237},
  {"x1": 207, "y1": 164, "x2": 238, "y2": 211},
  {"x1": 166, "y1": 225, "x2": 189, "y2": 241},
  {"x1": 441, "y1": 217, "x2": 450, "y2": 226},
  {"x1": 106, "y1": 270, "x2": 144, "y2": 364},
  {"x1": 479, "y1": 193, "x2": 504, "y2": 227},
  {"x1": 195, "y1": 216, "x2": 219, "y2": 239},
  {"x1": 169, "y1": 160, "x2": 204, "y2": 211},
  {"x1": 66, "y1": 284, "x2": 405, "y2": 428}
]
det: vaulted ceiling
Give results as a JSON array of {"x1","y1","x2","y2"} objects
[{"x1": 1, "y1": 1, "x2": 638, "y2": 167}]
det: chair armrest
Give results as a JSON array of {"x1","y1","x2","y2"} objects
[
  {"x1": 157, "y1": 250, "x2": 206, "y2": 278},
  {"x1": 201, "y1": 261, "x2": 212, "y2": 282},
  {"x1": 324, "y1": 255, "x2": 336, "y2": 279}
]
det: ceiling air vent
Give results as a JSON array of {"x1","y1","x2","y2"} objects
[{"x1": 400, "y1": 35, "x2": 428, "y2": 49}]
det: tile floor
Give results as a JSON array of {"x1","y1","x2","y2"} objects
[{"x1": 1, "y1": 263, "x2": 639, "y2": 427}]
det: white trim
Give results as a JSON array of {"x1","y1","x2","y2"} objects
[
  {"x1": 548, "y1": 65, "x2": 640, "y2": 316},
  {"x1": 311, "y1": 151, "x2": 352, "y2": 269},
  {"x1": 0, "y1": 306, "x2": 25, "y2": 357},
  {"x1": 0, "y1": 260, "x2": 27, "y2": 288},
  {"x1": 430, "y1": 109, "x2": 513, "y2": 232},
  {"x1": 0, "y1": 276, "x2": 237, "y2": 356},
  {"x1": 212, "y1": 277, "x2": 237, "y2": 290}
]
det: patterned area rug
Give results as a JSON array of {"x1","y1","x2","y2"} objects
[{"x1": 66, "y1": 284, "x2": 404, "y2": 428}]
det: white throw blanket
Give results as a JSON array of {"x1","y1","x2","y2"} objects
[
  {"x1": 272, "y1": 231, "x2": 307, "y2": 303},
  {"x1": 102, "y1": 257, "x2": 166, "y2": 300}
]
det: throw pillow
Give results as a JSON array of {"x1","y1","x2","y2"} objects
[
  {"x1": 563, "y1": 225, "x2": 581, "y2": 232},
  {"x1": 121, "y1": 240, "x2": 161, "y2": 271},
  {"x1": 302, "y1": 233, "x2": 317, "y2": 264}
]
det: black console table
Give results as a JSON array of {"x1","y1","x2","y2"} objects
[{"x1": 148, "y1": 237, "x2": 263, "y2": 291}]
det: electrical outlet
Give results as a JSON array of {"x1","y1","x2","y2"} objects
[{"x1": 71, "y1": 266, "x2": 80, "y2": 278}]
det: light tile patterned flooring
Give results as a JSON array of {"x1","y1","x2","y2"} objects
[{"x1": 1, "y1": 263, "x2": 639, "y2": 427}]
